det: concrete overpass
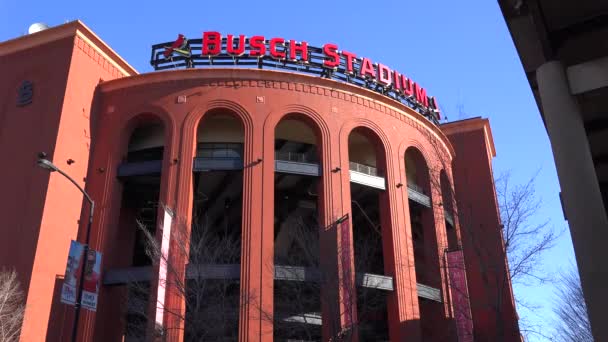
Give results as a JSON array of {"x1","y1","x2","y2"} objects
[{"x1": 498, "y1": 0, "x2": 608, "y2": 340}]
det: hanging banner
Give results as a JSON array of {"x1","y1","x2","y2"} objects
[
  {"x1": 155, "y1": 208, "x2": 174, "y2": 328},
  {"x1": 81, "y1": 249, "x2": 102, "y2": 312},
  {"x1": 337, "y1": 215, "x2": 353, "y2": 327},
  {"x1": 60, "y1": 240, "x2": 84, "y2": 306},
  {"x1": 446, "y1": 250, "x2": 474, "y2": 342}
]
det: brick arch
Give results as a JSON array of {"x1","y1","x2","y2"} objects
[
  {"x1": 177, "y1": 99, "x2": 255, "y2": 211},
  {"x1": 99, "y1": 108, "x2": 174, "y2": 183},
  {"x1": 339, "y1": 118, "x2": 393, "y2": 164},
  {"x1": 254, "y1": 104, "x2": 336, "y2": 342},
  {"x1": 186, "y1": 99, "x2": 255, "y2": 157},
  {"x1": 158, "y1": 99, "x2": 256, "y2": 342},
  {"x1": 263, "y1": 103, "x2": 333, "y2": 224},
  {"x1": 117, "y1": 106, "x2": 178, "y2": 208},
  {"x1": 400, "y1": 139, "x2": 433, "y2": 169},
  {"x1": 338, "y1": 118, "x2": 411, "y2": 341},
  {"x1": 118, "y1": 104, "x2": 176, "y2": 147},
  {"x1": 91, "y1": 106, "x2": 178, "y2": 342},
  {"x1": 263, "y1": 103, "x2": 331, "y2": 152}
]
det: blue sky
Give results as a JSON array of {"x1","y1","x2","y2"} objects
[{"x1": 0, "y1": 0, "x2": 575, "y2": 339}]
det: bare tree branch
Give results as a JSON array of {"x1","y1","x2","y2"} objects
[
  {"x1": 124, "y1": 207, "x2": 244, "y2": 341},
  {"x1": 424, "y1": 133, "x2": 559, "y2": 341},
  {"x1": 552, "y1": 265, "x2": 592, "y2": 342},
  {"x1": 0, "y1": 269, "x2": 25, "y2": 342}
]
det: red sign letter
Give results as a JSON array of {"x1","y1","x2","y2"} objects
[
  {"x1": 226, "y1": 34, "x2": 245, "y2": 56},
  {"x1": 414, "y1": 83, "x2": 429, "y2": 107},
  {"x1": 249, "y1": 36, "x2": 266, "y2": 57},
  {"x1": 289, "y1": 40, "x2": 308, "y2": 62},
  {"x1": 402, "y1": 75, "x2": 414, "y2": 96},
  {"x1": 323, "y1": 43, "x2": 340, "y2": 68},
  {"x1": 360, "y1": 58, "x2": 376, "y2": 79},
  {"x1": 342, "y1": 50, "x2": 357, "y2": 74},
  {"x1": 393, "y1": 70, "x2": 402, "y2": 93},
  {"x1": 377, "y1": 63, "x2": 392, "y2": 86},
  {"x1": 270, "y1": 38, "x2": 286, "y2": 59},
  {"x1": 202, "y1": 31, "x2": 221, "y2": 56}
]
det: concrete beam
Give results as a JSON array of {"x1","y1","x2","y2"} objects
[{"x1": 568, "y1": 56, "x2": 608, "y2": 94}]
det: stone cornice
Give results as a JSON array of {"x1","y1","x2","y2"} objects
[{"x1": 99, "y1": 68, "x2": 455, "y2": 158}]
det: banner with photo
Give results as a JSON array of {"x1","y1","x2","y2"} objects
[
  {"x1": 60, "y1": 240, "x2": 84, "y2": 306},
  {"x1": 446, "y1": 249, "x2": 474, "y2": 342},
  {"x1": 81, "y1": 249, "x2": 102, "y2": 312},
  {"x1": 337, "y1": 215, "x2": 353, "y2": 327}
]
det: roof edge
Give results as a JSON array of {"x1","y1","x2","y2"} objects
[
  {"x1": 0, "y1": 20, "x2": 138, "y2": 76},
  {"x1": 441, "y1": 117, "x2": 497, "y2": 157}
]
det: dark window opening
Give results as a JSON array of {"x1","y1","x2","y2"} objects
[
  {"x1": 356, "y1": 288, "x2": 389, "y2": 341},
  {"x1": 184, "y1": 112, "x2": 245, "y2": 340},
  {"x1": 191, "y1": 170, "x2": 243, "y2": 264},
  {"x1": 121, "y1": 177, "x2": 161, "y2": 267},
  {"x1": 123, "y1": 282, "x2": 151, "y2": 342},
  {"x1": 273, "y1": 118, "x2": 322, "y2": 341},
  {"x1": 273, "y1": 173, "x2": 321, "y2": 341},
  {"x1": 127, "y1": 146, "x2": 164, "y2": 163},
  {"x1": 184, "y1": 280, "x2": 240, "y2": 342}
]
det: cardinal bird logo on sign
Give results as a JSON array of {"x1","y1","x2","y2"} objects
[{"x1": 163, "y1": 34, "x2": 191, "y2": 58}]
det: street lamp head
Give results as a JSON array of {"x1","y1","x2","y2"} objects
[{"x1": 37, "y1": 158, "x2": 58, "y2": 172}]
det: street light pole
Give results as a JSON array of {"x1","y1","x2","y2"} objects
[{"x1": 37, "y1": 154, "x2": 94, "y2": 342}]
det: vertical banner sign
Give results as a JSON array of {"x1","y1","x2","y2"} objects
[
  {"x1": 61, "y1": 240, "x2": 84, "y2": 305},
  {"x1": 338, "y1": 216, "x2": 353, "y2": 327},
  {"x1": 446, "y1": 250, "x2": 474, "y2": 342},
  {"x1": 155, "y1": 208, "x2": 173, "y2": 328},
  {"x1": 81, "y1": 249, "x2": 102, "y2": 312}
]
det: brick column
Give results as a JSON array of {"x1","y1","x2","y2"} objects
[
  {"x1": 162, "y1": 113, "x2": 196, "y2": 342},
  {"x1": 429, "y1": 166, "x2": 455, "y2": 340},
  {"x1": 238, "y1": 108, "x2": 265, "y2": 342},
  {"x1": 381, "y1": 148, "x2": 421, "y2": 342}
]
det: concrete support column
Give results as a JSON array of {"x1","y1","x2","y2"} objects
[
  {"x1": 382, "y1": 151, "x2": 422, "y2": 341},
  {"x1": 318, "y1": 130, "x2": 342, "y2": 342},
  {"x1": 537, "y1": 60, "x2": 608, "y2": 342},
  {"x1": 164, "y1": 126, "x2": 195, "y2": 342},
  {"x1": 428, "y1": 168, "x2": 452, "y2": 340},
  {"x1": 238, "y1": 117, "x2": 266, "y2": 342}
]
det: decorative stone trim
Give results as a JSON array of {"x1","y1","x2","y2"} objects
[{"x1": 75, "y1": 36, "x2": 126, "y2": 79}]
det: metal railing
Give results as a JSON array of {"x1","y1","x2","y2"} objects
[
  {"x1": 275, "y1": 151, "x2": 318, "y2": 164},
  {"x1": 407, "y1": 182, "x2": 426, "y2": 195},
  {"x1": 349, "y1": 161, "x2": 379, "y2": 177},
  {"x1": 444, "y1": 210, "x2": 455, "y2": 227},
  {"x1": 196, "y1": 143, "x2": 243, "y2": 159}
]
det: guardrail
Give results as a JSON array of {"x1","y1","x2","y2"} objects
[
  {"x1": 104, "y1": 264, "x2": 441, "y2": 301},
  {"x1": 349, "y1": 161, "x2": 379, "y2": 176},
  {"x1": 407, "y1": 182, "x2": 425, "y2": 194},
  {"x1": 275, "y1": 151, "x2": 318, "y2": 163},
  {"x1": 407, "y1": 184, "x2": 431, "y2": 208},
  {"x1": 444, "y1": 210, "x2": 455, "y2": 227},
  {"x1": 196, "y1": 143, "x2": 243, "y2": 159},
  {"x1": 117, "y1": 160, "x2": 163, "y2": 177}
]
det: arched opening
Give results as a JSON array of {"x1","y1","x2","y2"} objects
[
  {"x1": 441, "y1": 171, "x2": 458, "y2": 250},
  {"x1": 405, "y1": 147, "x2": 445, "y2": 340},
  {"x1": 273, "y1": 117, "x2": 323, "y2": 341},
  {"x1": 116, "y1": 119, "x2": 165, "y2": 340},
  {"x1": 348, "y1": 129, "x2": 389, "y2": 341},
  {"x1": 185, "y1": 111, "x2": 244, "y2": 341}
]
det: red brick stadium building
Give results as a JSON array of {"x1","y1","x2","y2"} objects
[{"x1": 0, "y1": 21, "x2": 519, "y2": 341}]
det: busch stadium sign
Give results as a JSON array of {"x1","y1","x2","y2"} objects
[{"x1": 151, "y1": 32, "x2": 442, "y2": 124}]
